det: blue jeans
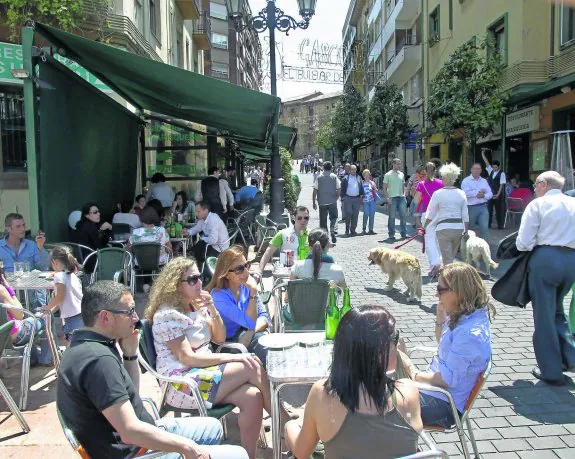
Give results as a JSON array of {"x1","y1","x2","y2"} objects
[
  {"x1": 467, "y1": 204, "x2": 489, "y2": 239},
  {"x1": 155, "y1": 417, "x2": 248, "y2": 459},
  {"x1": 62, "y1": 313, "x2": 84, "y2": 341},
  {"x1": 362, "y1": 200, "x2": 376, "y2": 231},
  {"x1": 12, "y1": 317, "x2": 53, "y2": 365},
  {"x1": 419, "y1": 392, "x2": 456, "y2": 428},
  {"x1": 388, "y1": 196, "x2": 408, "y2": 237}
]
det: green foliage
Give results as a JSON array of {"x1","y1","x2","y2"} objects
[
  {"x1": 331, "y1": 82, "x2": 366, "y2": 152},
  {"x1": 264, "y1": 148, "x2": 300, "y2": 216},
  {"x1": 427, "y1": 39, "x2": 508, "y2": 145},
  {"x1": 366, "y1": 82, "x2": 410, "y2": 154},
  {"x1": 315, "y1": 114, "x2": 336, "y2": 151}
]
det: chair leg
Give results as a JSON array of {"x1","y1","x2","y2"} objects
[
  {"x1": 0, "y1": 378, "x2": 30, "y2": 432},
  {"x1": 466, "y1": 418, "x2": 480, "y2": 459},
  {"x1": 456, "y1": 422, "x2": 472, "y2": 459},
  {"x1": 221, "y1": 414, "x2": 228, "y2": 439},
  {"x1": 20, "y1": 345, "x2": 31, "y2": 411},
  {"x1": 419, "y1": 431, "x2": 436, "y2": 450},
  {"x1": 503, "y1": 210, "x2": 508, "y2": 229}
]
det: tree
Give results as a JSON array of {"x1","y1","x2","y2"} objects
[
  {"x1": 427, "y1": 39, "x2": 508, "y2": 147},
  {"x1": 315, "y1": 114, "x2": 336, "y2": 151},
  {"x1": 366, "y1": 82, "x2": 410, "y2": 160},
  {"x1": 331, "y1": 82, "x2": 366, "y2": 152}
]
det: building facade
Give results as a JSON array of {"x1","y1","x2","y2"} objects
[
  {"x1": 0, "y1": 0, "x2": 212, "y2": 223},
  {"x1": 280, "y1": 91, "x2": 343, "y2": 161},
  {"x1": 422, "y1": 0, "x2": 575, "y2": 182},
  {"x1": 207, "y1": 0, "x2": 262, "y2": 90},
  {"x1": 342, "y1": 0, "x2": 424, "y2": 177}
]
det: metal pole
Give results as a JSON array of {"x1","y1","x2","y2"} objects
[{"x1": 268, "y1": 0, "x2": 285, "y2": 222}]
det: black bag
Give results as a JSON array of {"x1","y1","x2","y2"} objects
[
  {"x1": 491, "y1": 251, "x2": 532, "y2": 308},
  {"x1": 496, "y1": 231, "x2": 521, "y2": 260}
]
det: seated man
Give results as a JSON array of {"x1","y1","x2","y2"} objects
[
  {"x1": 188, "y1": 200, "x2": 231, "y2": 267},
  {"x1": 235, "y1": 179, "x2": 259, "y2": 204},
  {"x1": 57, "y1": 281, "x2": 247, "y2": 459},
  {"x1": 253, "y1": 206, "x2": 310, "y2": 281}
]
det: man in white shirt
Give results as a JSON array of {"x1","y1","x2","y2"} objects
[
  {"x1": 189, "y1": 201, "x2": 230, "y2": 267},
  {"x1": 340, "y1": 165, "x2": 364, "y2": 236},
  {"x1": 461, "y1": 163, "x2": 492, "y2": 239},
  {"x1": 517, "y1": 171, "x2": 575, "y2": 386},
  {"x1": 146, "y1": 173, "x2": 175, "y2": 208}
]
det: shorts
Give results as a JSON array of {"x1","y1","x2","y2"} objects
[
  {"x1": 166, "y1": 364, "x2": 227, "y2": 410},
  {"x1": 62, "y1": 313, "x2": 84, "y2": 341}
]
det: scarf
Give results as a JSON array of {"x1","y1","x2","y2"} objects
[{"x1": 306, "y1": 253, "x2": 335, "y2": 263}]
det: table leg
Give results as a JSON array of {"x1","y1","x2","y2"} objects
[
  {"x1": 271, "y1": 381, "x2": 282, "y2": 459},
  {"x1": 23, "y1": 289, "x2": 29, "y2": 309},
  {"x1": 183, "y1": 240, "x2": 187, "y2": 258},
  {"x1": 44, "y1": 312, "x2": 61, "y2": 372}
]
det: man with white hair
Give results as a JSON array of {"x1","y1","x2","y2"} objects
[{"x1": 517, "y1": 170, "x2": 575, "y2": 385}]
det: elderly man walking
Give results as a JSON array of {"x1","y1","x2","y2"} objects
[
  {"x1": 461, "y1": 163, "x2": 492, "y2": 239},
  {"x1": 517, "y1": 171, "x2": 575, "y2": 385},
  {"x1": 340, "y1": 165, "x2": 363, "y2": 236}
]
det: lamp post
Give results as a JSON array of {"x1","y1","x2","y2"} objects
[{"x1": 225, "y1": 0, "x2": 317, "y2": 221}]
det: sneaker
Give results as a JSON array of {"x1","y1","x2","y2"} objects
[
  {"x1": 368, "y1": 230, "x2": 376, "y2": 235},
  {"x1": 331, "y1": 233, "x2": 336, "y2": 244},
  {"x1": 143, "y1": 283, "x2": 151, "y2": 294}
]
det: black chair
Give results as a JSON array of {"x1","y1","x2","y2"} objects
[{"x1": 112, "y1": 223, "x2": 132, "y2": 242}]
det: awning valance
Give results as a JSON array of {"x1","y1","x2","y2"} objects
[{"x1": 34, "y1": 23, "x2": 281, "y2": 143}]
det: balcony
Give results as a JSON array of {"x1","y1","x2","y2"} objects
[
  {"x1": 395, "y1": 0, "x2": 419, "y2": 25},
  {"x1": 384, "y1": 42, "x2": 422, "y2": 86},
  {"x1": 192, "y1": 12, "x2": 212, "y2": 50},
  {"x1": 367, "y1": 0, "x2": 382, "y2": 26},
  {"x1": 175, "y1": 0, "x2": 200, "y2": 20}
]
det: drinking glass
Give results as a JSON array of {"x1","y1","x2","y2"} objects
[
  {"x1": 14, "y1": 262, "x2": 24, "y2": 278},
  {"x1": 21, "y1": 262, "x2": 30, "y2": 274}
]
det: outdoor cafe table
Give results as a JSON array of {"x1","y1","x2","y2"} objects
[
  {"x1": 262, "y1": 332, "x2": 332, "y2": 459},
  {"x1": 169, "y1": 237, "x2": 189, "y2": 257}
]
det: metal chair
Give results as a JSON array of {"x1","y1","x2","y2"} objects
[
  {"x1": 83, "y1": 248, "x2": 133, "y2": 293},
  {"x1": 504, "y1": 197, "x2": 526, "y2": 228},
  {"x1": 52, "y1": 242, "x2": 95, "y2": 265},
  {"x1": 409, "y1": 346, "x2": 492, "y2": 459},
  {"x1": 111, "y1": 223, "x2": 132, "y2": 242},
  {"x1": 0, "y1": 304, "x2": 60, "y2": 409},
  {"x1": 0, "y1": 320, "x2": 31, "y2": 433},
  {"x1": 400, "y1": 451, "x2": 449, "y2": 459},
  {"x1": 270, "y1": 279, "x2": 338, "y2": 333},
  {"x1": 228, "y1": 209, "x2": 256, "y2": 247},
  {"x1": 199, "y1": 227, "x2": 240, "y2": 274},
  {"x1": 130, "y1": 243, "x2": 166, "y2": 289},
  {"x1": 254, "y1": 215, "x2": 286, "y2": 254}
]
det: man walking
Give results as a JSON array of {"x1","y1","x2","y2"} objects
[
  {"x1": 313, "y1": 162, "x2": 340, "y2": 243},
  {"x1": 516, "y1": 171, "x2": 575, "y2": 385},
  {"x1": 482, "y1": 149, "x2": 506, "y2": 229},
  {"x1": 461, "y1": 163, "x2": 492, "y2": 239},
  {"x1": 383, "y1": 159, "x2": 408, "y2": 239},
  {"x1": 340, "y1": 165, "x2": 363, "y2": 236},
  {"x1": 338, "y1": 163, "x2": 350, "y2": 223}
]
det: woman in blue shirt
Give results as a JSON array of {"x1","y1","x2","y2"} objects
[
  {"x1": 402, "y1": 262, "x2": 494, "y2": 427},
  {"x1": 208, "y1": 245, "x2": 270, "y2": 366}
]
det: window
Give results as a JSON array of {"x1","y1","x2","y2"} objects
[
  {"x1": 448, "y1": 0, "x2": 453, "y2": 30},
  {"x1": 0, "y1": 93, "x2": 27, "y2": 171},
  {"x1": 561, "y1": 1, "x2": 575, "y2": 46},
  {"x1": 212, "y1": 33, "x2": 228, "y2": 49},
  {"x1": 134, "y1": 0, "x2": 144, "y2": 32},
  {"x1": 212, "y1": 62, "x2": 229, "y2": 78},
  {"x1": 210, "y1": 2, "x2": 228, "y2": 20},
  {"x1": 429, "y1": 6, "x2": 440, "y2": 45},
  {"x1": 150, "y1": 0, "x2": 161, "y2": 39},
  {"x1": 488, "y1": 14, "x2": 508, "y2": 66}
]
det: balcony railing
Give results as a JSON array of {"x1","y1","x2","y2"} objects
[{"x1": 192, "y1": 12, "x2": 212, "y2": 50}]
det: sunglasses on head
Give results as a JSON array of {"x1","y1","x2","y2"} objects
[
  {"x1": 229, "y1": 261, "x2": 251, "y2": 275},
  {"x1": 296, "y1": 216, "x2": 310, "y2": 221},
  {"x1": 180, "y1": 274, "x2": 202, "y2": 285}
]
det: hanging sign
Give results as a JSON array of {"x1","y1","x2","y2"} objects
[{"x1": 280, "y1": 66, "x2": 343, "y2": 84}]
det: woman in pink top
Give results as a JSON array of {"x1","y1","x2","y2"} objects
[{"x1": 414, "y1": 162, "x2": 444, "y2": 278}]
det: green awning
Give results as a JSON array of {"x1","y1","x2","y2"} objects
[
  {"x1": 232, "y1": 125, "x2": 297, "y2": 152},
  {"x1": 34, "y1": 23, "x2": 280, "y2": 143},
  {"x1": 238, "y1": 141, "x2": 273, "y2": 159}
]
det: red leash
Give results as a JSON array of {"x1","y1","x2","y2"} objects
[{"x1": 393, "y1": 228, "x2": 426, "y2": 253}]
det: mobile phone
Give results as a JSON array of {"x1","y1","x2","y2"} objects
[{"x1": 134, "y1": 320, "x2": 143, "y2": 330}]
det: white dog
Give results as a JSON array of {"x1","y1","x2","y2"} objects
[
  {"x1": 461, "y1": 230, "x2": 499, "y2": 277},
  {"x1": 368, "y1": 247, "x2": 423, "y2": 302}
]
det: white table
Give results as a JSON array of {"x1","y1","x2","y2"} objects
[
  {"x1": 170, "y1": 237, "x2": 189, "y2": 257},
  {"x1": 263, "y1": 332, "x2": 332, "y2": 459}
]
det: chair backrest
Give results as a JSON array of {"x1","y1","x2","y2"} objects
[
  {"x1": 507, "y1": 197, "x2": 525, "y2": 212},
  {"x1": 131, "y1": 243, "x2": 161, "y2": 271},
  {"x1": 249, "y1": 191, "x2": 264, "y2": 215},
  {"x1": 138, "y1": 319, "x2": 158, "y2": 371},
  {"x1": 58, "y1": 242, "x2": 95, "y2": 264},
  {"x1": 94, "y1": 248, "x2": 131, "y2": 283},
  {"x1": 286, "y1": 279, "x2": 331, "y2": 327},
  {"x1": 206, "y1": 257, "x2": 218, "y2": 275},
  {"x1": 0, "y1": 320, "x2": 15, "y2": 354},
  {"x1": 112, "y1": 223, "x2": 132, "y2": 241},
  {"x1": 57, "y1": 409, "x2": 91, "y2": 459},
  {"x1": 238, "y1": 208, "x2": 255, "y2": 227},
  {"x1": 463, "y1": 357, "x2": 493, "y2": 415}
]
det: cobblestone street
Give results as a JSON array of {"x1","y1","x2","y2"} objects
[{"x1": 295, "y1": 168, "x2": 575, "y2": 458}]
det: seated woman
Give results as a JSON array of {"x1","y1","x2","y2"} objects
[
  {"x1": 208, "y1": 245, "x2": 270, "y2": 366},
  {"x1": 145, "y1": 257, "x2": 272, "y2": 459},
  {"x1": 290, "y1": 227, "x2": 346, "y2": 288},
  {"x1": 75, "y1": 202, "x2": 113, "y2": 250},
  {"x1": 133, "y1": 194, "x2": 147, "y2": 217},
  {"x1": 171, "y1": 191, "x2": 195, "y2": 221},
  {"x1": 285, "y1": 305, "x2": 422, "y2": 458},
  {"x1": 128, "y1": 206, "x2": 172, "y2": 266},
  {"x1": 402, "y1": 262, "x2": 493, "y2": 427},
  {"x1": 1, "y1": 276, "x2": 52, "y2": 366}
]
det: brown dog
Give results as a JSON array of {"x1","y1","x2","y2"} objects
[{"x1": 368, "y1": 247, "x2": 423, "y2": 302}]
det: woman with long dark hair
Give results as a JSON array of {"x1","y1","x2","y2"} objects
[
  {"x1": 74, "y1": 202, "x2": 112, "y2": 250},
  {"x1": 285, "y1": 306, "x2": 422, "y2": 458},
  {"x1": 289, "y1": 227, "x2": 346, "y2": 287}
]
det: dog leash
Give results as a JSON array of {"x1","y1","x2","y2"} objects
[{"x1": 394, "y1": 228, "x2": 426, "y2": 253}]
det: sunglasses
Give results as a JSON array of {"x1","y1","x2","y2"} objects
[
  {"x1": 180, "y1": 274, "x2": 202, "y2": 285},
  {"x1": 436, "y1": 285, "x2": 452, "y2": 295},
  {"x1": 100, "y1": 306, "x2": 137, "y2": 316},
  {"x1": 392, "y1": 329, "x2": 400, "y2": 345},
  {"x1": 89, "y1": 210, "x2": 100, "y2": 215},
  {"x1": 296, "y1": 216, "x2": 310, "y2": 221},
  {"x1": 229, "y1": 262, "x2": 251, "y2": 275}
]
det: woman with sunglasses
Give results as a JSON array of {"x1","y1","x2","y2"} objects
[
  {"x1": 285, "y1": 305, "x2": 421, "y2": 458},
  {"x1": 145, "y1": 257, "x2": 272, "y2": 459},
  {"x1": 401, "y1": 263, "x2": 494, "y2": 427},
  {"x1": 207, "y1": 246, "x2": 270, "y2": 366},
  {"x1": 75, "y1": 202, "x2": 113, "y2": 250}
]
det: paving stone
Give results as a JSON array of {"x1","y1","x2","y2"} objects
[
  {"x1": 517, "y1": 451, "x2": 560, "y2": 459},
  {"x1": 526, "y1": 436, "x2": 567, "y2": 449},
  {"x1": 497, "y1": 426, "x2": 535, "y2": 438},
  {"x1": 554, "y1": 449, "x2": 575, "y2": 459},
  {"x1": 474, "y1": 417, "x2": 510, "y2": 428},
  {"x1": 492, "y1": 438, "x2": 532, "y2": 452},
  {"x1": 561, "y1": 435, "x2": 575, "y2": 448},
  {"x1": 530, "y1": 425, "x2": 571, "y2": 437}
]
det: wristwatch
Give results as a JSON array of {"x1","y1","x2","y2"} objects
[{"x1": 123, "y1": 354, "x2": 138, "y2": 361}]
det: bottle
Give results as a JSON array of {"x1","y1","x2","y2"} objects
[
  {"x1": 341, "y1": 288, "x2": 352, "y2": 318},
  {"x1": 325, "y1": 287, "x2": 340, "y2": 340}
]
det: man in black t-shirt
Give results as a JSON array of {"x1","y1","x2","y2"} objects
[{"x1": 57, "y1": 281, "x2": 247, "y2": 459}]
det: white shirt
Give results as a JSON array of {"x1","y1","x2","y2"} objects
[
  {"x1": 486, "y1": 166, "x2": 507, "y2": 185},
  {"x1": 426, "y1": 188, "x2": 469, "y2": 231},
  {"x1": 53, "y1": 271, "x2": 83, "y2": 320},
  {"x1": 146, "y1": 182, "x2": 175, "y2": 207},
  {"x1": 517, "y1": 189, "x2": 575, "y2": 251},
  {"x1": 346, "y1": 174, "x2": 361, "y2": 196},
  {"x1": 188, "y1": 212, "x2": 230, "y2": 252},
  {"x1": 112, "y1": 212, "x2": 142, "y2": 229},
  {"x1": 461, "y1": 175, "x2": 493, "y2": 206},
  {"x1": 291, "y1": 259, "x2": 346, "y2": 286}
]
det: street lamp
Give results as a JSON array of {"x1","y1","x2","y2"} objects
[{"x1": 225, "y1": 0, "x2": 317, "y2": 222}]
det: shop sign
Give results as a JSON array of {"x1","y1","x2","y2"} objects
[
  {"x1": 506, "y1": 106, "x2": 540, "y2": 137},
  {"x1": 54, "y1": 55, "x2": 111, "y2": 92},
  {"x1": 281, "y1": 66, "x2": 343, "y2": 85},
  {"x1": 0, "y1": 42, "x2": 23, "y2": 82}
]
